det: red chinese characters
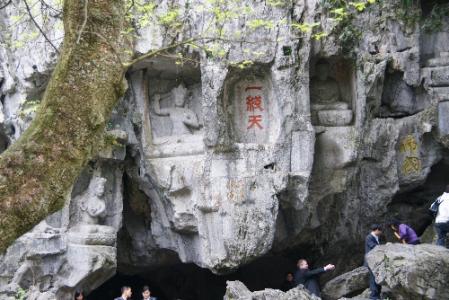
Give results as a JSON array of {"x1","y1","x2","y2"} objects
[
  {"x1": 246, "y1": 96, "x2": 264, "y2": 112},
  {"x1": 247, "y1": 115, "x2": 263, "y2": 129},
  {"x1": 245, "y1": 86, "x2": 264, "y2": 129}
]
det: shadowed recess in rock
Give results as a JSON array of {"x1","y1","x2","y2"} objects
[{"x1": 88, "y1": 255, "x2": 320, "y2": 300}]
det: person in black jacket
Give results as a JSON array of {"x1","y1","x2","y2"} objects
[
  {"x1": 114, "y1": 286, "x2": 132, "y2": 300},
  {"x1": 294, "y1": 259, "x2": 335, "y2": 297},
  {"x1": 280, "y1": 272, "x2": 296, "y2": 292},
  {"x1": 365, "y1": 224, "x2": 383, "y2": 300}
]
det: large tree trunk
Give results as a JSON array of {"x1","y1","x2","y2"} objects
[{"x1": 0, "y1": 0, "x2": 129, "y2": 252}]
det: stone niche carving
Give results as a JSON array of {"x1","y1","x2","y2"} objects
[
  {"x1": 146, "y1": 58, "x2": 204, "y2": 157},
  {"x1": 380, "y1": 71, "x2": 427, "y2": 117},
  {"x1": 224, "y1": 69, "x2": 280, "y2": 144},
  {"x1": 310, "y1": 59, "x2": 355, "y2": 126},
  {"x1": 68, "y1": 176, "x2": 115, "y2": 246}
]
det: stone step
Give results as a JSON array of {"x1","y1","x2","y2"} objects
[
  {"x1": 429, "y1": 66, "x2": 449, "y2": 87},
  {"x1": 426, "y1": 57, "x2": 449, "y2": 67},
  {"x1": 432, "y1": 87, "x2": 449, "y2": 101}
]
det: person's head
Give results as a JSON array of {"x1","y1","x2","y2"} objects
[
  {"x1": 172, "y1": 83, "x2": 188, "y2": 107},
  {"x1": 142, "y1": 285, "x2": 151, "y2": 299},
  {"x1": 387, "y1": 219, "x2": 400, "y2": 232},
  {"x1": 297, "y1": 259, "x2": 309, "y2": 270},
  {"x1": 371, "y1": 224, "x2": 383, "y2": 236},
  {"x1": 121, "y1": 286, "x2": 132, "y2": 298},
  {"x1": 74, "y1": 291, "x2": 84, "y2": 300},
  {"x1": 445, "y1": 185, "x2": 449, "y2": 193},
  {"x1": 315, "y1": 60, "x2": 330, "y2": 81},
  {"x1": 90, "y1": 176, "x2": 106, "y2": 197},
  {"x1": 285, "y1": 272, "x2": 294, "y2": 282}
]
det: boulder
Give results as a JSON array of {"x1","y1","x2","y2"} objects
[
  {"x1": 223, "y1": 280, "x2": 319, "y2": 300},
  {"x1": 322, "y1": 266, "x2": 370, "y2": 300},
  {"x1": 366, "y1": 243, "x2": 449, "y2": 300}
]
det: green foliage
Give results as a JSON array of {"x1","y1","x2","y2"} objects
[
  {"x1": 247, "y1": 19, "x2": 274, "y2": 30},
  {"x1": 15, "y1": 287, "x2": 27, "y2": 300},
  {"x1": 158, "y1": 8, "x2": 182, "y2": 28},
  {"x1": 319, "y1": 0, "x2": 379, "y2": 56},
  {"x1": 422, "y1": 3, "x2": 449, "y2": 33},
  {"x1": 230, "y1": 60, "x2": 254, "y2": 69},
  {"x1": 291, "y1": 22, "x2": 320, "y2": 33},
  {"x1": 393, "y1": 0, "x2": 420, "y2": 30},
  {"x1": 401, "y1": 0, "x2": 415, "y2": 7},
  {"x1": 18, "y1": 100, "x2": 41, "y2": 119},
  {"x1": 313, "y1": 32, "x2": 328, "y2": 40},
  {"x1": 204, "y1": 44, "x2": 228, "y2": 59},
  {"x1": 266, "y1": 0, "x2": 293, "y2": 8},
  {"x1": 133, "y1": 1, "x2": 157, "y2": 28}
]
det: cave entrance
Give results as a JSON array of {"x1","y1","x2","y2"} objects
[
  {"x1": 386, "y1": 155, "x2": 449, "y2": 240},
  {"x1": 88, "y1": 255, "x2": 300, "y2": 300}
]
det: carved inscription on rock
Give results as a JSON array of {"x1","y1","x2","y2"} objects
[
  {"x1": 231, "y1": 77, "x2": 279, "y2": 144},
  {"x1": 398, "y1": 135, "x2": 421, "y2": 175}
]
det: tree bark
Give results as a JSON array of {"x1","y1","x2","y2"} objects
[{"x1": 0, "y1": 0, "x2": 129, "y2": 252}]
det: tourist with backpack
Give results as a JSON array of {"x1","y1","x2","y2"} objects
[{"x1": 432, "y1": 185, "x2": 449, "y2": 247}]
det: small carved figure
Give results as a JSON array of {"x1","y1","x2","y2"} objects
[
  {"x1": 310, "y1": 60, "x2": 353, "y2": 126},
  {"x1": 79, "y1": 177, "x2": 107, "y2": 225},
  {"x1": 310, "y1": 60, "x2": 342, "y2": 105},
  {"x1": 153, "y1": 83, "x2": 200, "y2": 135}
]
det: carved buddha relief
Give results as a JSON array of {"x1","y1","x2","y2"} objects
[
  {"x1": 79, "y1": 176, "x2": 107, "y2": 225},
  {"x1": 310, "y1": 60, "x2": 353, "y2": 126},
  {"x1": 68, "y1": 176, "x2": 115, "y2": 246},
  {"x1": 147, "y1": 77, "x2": 204, "y2": 158},
  {"x1": 153, "y1": 83, "x2": 200, "y2": 136},
  {"x1": 311, "y1": 61, "x2": 343, "y2": 106}
]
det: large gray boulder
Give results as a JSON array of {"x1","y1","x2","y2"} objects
[
  {"x1": 366, "y1": 243, "x2": 449, "y2": 300},
  {"x1": 322, "y1": 266, "x2": 369, "y2": 300},
  {"x1": 223, "y1": 280, "x2": 319, "y2": 300}
]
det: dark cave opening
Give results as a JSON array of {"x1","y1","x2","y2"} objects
[
  {"x1": 88, "y1": 255, "x2": 304, "y2": 300},
  {"x1": 386, "y1": 155, "x2": 449, "y2": 240},
  {"x1": 0, "y1": 129, "x2": 9, "y2": 154},
  {"x1": 87, "y1": 146, "x2": 449, "y2": 300}
]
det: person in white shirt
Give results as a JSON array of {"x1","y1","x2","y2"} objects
[{"x1": 435, "y1": 185, "x2": 449, "y2": 247}]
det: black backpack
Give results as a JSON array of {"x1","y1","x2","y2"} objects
[{"x1": 429, "y1": 196, "x2": 443, "y2": 217}]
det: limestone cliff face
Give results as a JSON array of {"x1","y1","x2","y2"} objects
[{"x1": 0, "y1": 0, "x2": 448, "y2": 299}]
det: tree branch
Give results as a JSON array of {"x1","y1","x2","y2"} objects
[
  {"x1": 123, "y1": 38, "x2": 198, "y2": 69},
  {"x1": 76, "y1": 0, "x2": 88, "y2": 44},
  {"x1": 0, "y1": 0, "x2": 12, "y2": 10},
  {"x1": 123, "y1": 35, "x2": 275, "y2": 69},
  {"x1": 126, "y1": 0, "x2": 134, "y2": 14},
  {"x1": 23, "y1": 0, "x2": 60, "y2": 54}
]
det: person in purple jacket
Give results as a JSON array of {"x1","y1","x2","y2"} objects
[{"x1": 388, "y1": 219, "x2": 420, "y2": 245}]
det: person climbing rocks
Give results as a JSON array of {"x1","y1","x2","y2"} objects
[
  {"x1": 115, "y1": 286, "x2": 132, "y2": 300},
  {"x1": 388, "y1": 219, "x2": 420, "y2": 245},
  {"x1": 365, "y1": 223, "x2": 383, "y2": 300},
  {"x1": 294, "y1": 259, "x2": 335, "y2": 297},
  {"x1": 281, "y1": 272, "x2": 296, "y2": 292},
  {"x1": 434, "y1": 185, "x2": 449, "y2": 247}
]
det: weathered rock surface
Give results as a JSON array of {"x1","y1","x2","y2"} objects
[
  {"x1": 224, "y1": 281, "x2": 319, "y2": 300},
  {"x1": 322, "y1": 267, "x2": 369, "y2": 300},
  {"x1": 366, "y1": 243, "x2": 449, "y2": 300},
  {"x1": 0, "y1": 0, "x2": 449, "y2": 299}
]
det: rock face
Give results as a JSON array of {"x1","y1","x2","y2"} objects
[
  {"x1": 0, "y1": 0, "x2": 449, "y2": 299},
  {"x1": 224, "y1": 281, "x2": 319, "y2": 300},
  {"x1": 366, "y1": 244, "x2": 449, "y2": 300},
  {"x1": 322, "y1": 267, "x2": 369, "y2": 300}
]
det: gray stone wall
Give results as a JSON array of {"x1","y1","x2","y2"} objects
[{"x1": 0, "y1": 0, "x2": 449, "y2": 299}]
